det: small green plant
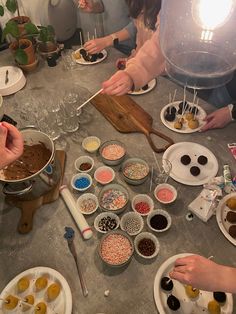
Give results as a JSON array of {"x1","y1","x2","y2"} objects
[
  {"x1": 38, "y1": 25, "x2": 55, "y2": 43},
  {"x1": 0, "y1": 0, "x2": 20, "y2": 18}
]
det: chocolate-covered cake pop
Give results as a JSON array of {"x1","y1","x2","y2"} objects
[
  {"x1": 178, "y1": 101, "x2": 189, "y2": 114},
  {"x1": 97, "y1": 52, "x2": 104, "y2": 59},
  {"x1": 190, "y1": 166, "x2": 200, "y2": 176},
  {"x1": 191, "y1": 106, "x2": 199, "y2": 115},
  {"x1": 165, "y1": 112, "x2": 176, "y2": 122},
  {"x1": 142, "y1": 84, "x2": 149, "y2": 91},
  {"x1": 180, "y1": 155, "x2": 191, "y2": 165},
  {"x1": 213, "y1": 291, "x2": 227, "y2": 304},
  {"x1": 228, "y1": 225, "x2": 236, "y2": 238},
  {"x1": 167, "y1": 295, "x2": 180, "y2": 311},
  {"x1": 226, "y1": 211, "x2": 236, "y2": 223},
  {"x1": 197, "y1": 155, "x2": 208, "y2": 165},
  {"x1": 89, "y1": 54, "x2": 98, "y2": 62},
  {"x1": 160, "y1": 277, "x2": 173, "y2": 291}
]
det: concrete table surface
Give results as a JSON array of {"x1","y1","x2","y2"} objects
[{"x1": 0, "y1": 48, "x2": 235, "y2": 314}]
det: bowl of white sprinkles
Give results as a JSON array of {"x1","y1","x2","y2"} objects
[
  {"x1": 120, "y1": 211, "x2": 144, "y2": 236},
  {"x1": 121, "y1": 158, "x2": 149, "y2": 185},
  {"x1": 98, "y1": 230, "x2": 134, "y2": 267},
  {"x1": 98, "y1": 183, "x2": 129, "y2": 214}
]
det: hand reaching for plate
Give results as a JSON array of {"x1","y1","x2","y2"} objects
[
  {"x1": 200, "y1": 106, "x2": 232, "y2": 132},
  {"x1": 102, "y1": 71, "x2": 134, "y2": 96}
]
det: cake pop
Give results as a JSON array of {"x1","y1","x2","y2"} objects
[
  {"x1": 47, "y1": 283, "x2": 61, "y2": 301},
  {"x1": 226, "y1": 197, "x2": 236, "y2": 210},
  {"x1": 17, "y1": 277, "x2": 30, "y2": 293},
  {"x1": 188, "y1": 118, "x2": 199, "y2": 129},
  {"x1": 180, "y1": 155, "x2": 191, "y2": 165},
  {"x1": 35, "y1": 277, "x2": 48, "y2": 291},
  {"x1": 190, "y1": 166, "x2": 200, "y2": 176},
  {"x1": 208, "y1": 300, "x2": 221, "y2": 314},
  {"x1": 226, "y1": 211, "x2": 236, "y2": 223},
  {"x1": 197, "y1": 155, "x2": 208, "y2": 165},
  {"x1": 35, "y1": 302, "x2": 47, "y2": 314},
  {"x1": 229, "y1": 225, "x2": 236, "y2": 238},
  {"x1": 213, "y1": 292, "x2": 227, "y2": 305},
  {"x1": 185, "y1": 112, "x2": 194, "y2": 121},
  {"x1": 160, "y1": 277, "x2": 173, "y2": 291},
  {"x1": 167, "y1": 295, "x2": 180, "y2": 311},
  {"x1": 174, "y1": 120, "x2": 182, "y2": 129},
  {"x1": 185, "y1": 285, "x2": 200, "y2": 299},
  {"x1": 4, "y1": 295, "x2": 19, "y2": 310}
]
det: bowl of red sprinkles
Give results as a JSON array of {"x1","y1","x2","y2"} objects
[
  {"x1": 99, "y1": 140, "x2": 126, "y2": 166},
  {"x1": 99, "y1": 231, "x2": 134, "y2": 267},
  {"x1": 121, "y1": 158, "x2": 149, "y2": 185},
  {"x1": 98, "y1": 183, "x2": 129, "y2": 214},
  {"x1": 131, "y1": 194, "x2": 154, "y2": 216}
]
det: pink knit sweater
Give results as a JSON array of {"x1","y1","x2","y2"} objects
[{"x1": 125, "y1": 16, "x2": 166, "y2": 88}]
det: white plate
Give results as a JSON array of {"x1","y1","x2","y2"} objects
[
  {"x1": 0, "y1": 66, "x2": 26, "y2": 96},
  {"x1": 128, "y1": 79, "x2": 156, "y2": 95},
  {"x1": 73, "y1": 48, "x2": 107, "y2": 65},
  {"x1": 160, "y1": 101, "x2": 207, "y2": 133},
  {"x1": 216, "y1": 192, "x2": 236, "y2": 246},
  {"x1": 163, "y1": 142, "x2": 218, "y2": 186},
  {"x1": 154, "y1": 253, "x2": 233, "y2": 314},
  {"x1": 0, "y1": 267, "x2": 72, "y2": 314}
]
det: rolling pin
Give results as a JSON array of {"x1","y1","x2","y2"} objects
[{"x1": 59, "y1": 185, "x2": 93, "y2": 240}]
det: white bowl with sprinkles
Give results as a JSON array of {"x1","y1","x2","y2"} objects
[
  {"x1": 121, "y1": 157, "x2": 149, "y2": 185},
  {"x1": 94, "y1": 212, "x2": 120, "y2": 233},
  {"x1": 120, "y1": 211, "x2": 144, "y2": 236},
  {"x1": 134, "y1": 232, "x2": 160, "y2": 259},
  {"x1": 76, "y1": 193, "x2": 99, "y2": 215},
  {"x1": 98, "y1": 230, "x2": 134, "y2": 267},
  {"x1": 99, "y1": 140, "x2": 126, "y2": 166},
  {"x1": 82, "y1": 136, "x2": 101, "y2": 153},
  {"x1": 98, "y1": 183, "x2": 129, "y2": 214}
]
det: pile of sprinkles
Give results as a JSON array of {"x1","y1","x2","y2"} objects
[
  {"x1": 137, "y1": 238, "x2": 156, "y2": 256},
  {"x1": 100, "y1": 233, "x2": 133, "y2": 265},
  {"x1": 134, "y1": 201, "x2": 150, "y2": 215},
  {"x1": 100, "y1": 189, "x2": 127, "y2": 210},
  {"x1": 84, "y1": 140, "x2": 100, "y2": 152},
  {"x1": 74, "y1": 177, "x2": 91, "y2": 189},
  {"x1": 79, "y1": 162, "x2": 92, "y2": 172},
  {"x1": 123, "y1": 162, "x2": 148, "y2": 180},
  {"x1": 96, "y1": 168, "x2": 114, "y2": 184},
  {"x1": 98, "y1": 216, "x2": 118, "y2": 232},
  {"x1": 122, "y1": 214, "x2": 142, "y2": 235},
  {"x1": 80, "y1": 198, "x2": 97, "y2": 213},
  {"x1": 102, "y1": 144, "x2": 125, "y2": 160}
]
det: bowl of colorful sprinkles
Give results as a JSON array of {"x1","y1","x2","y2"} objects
[
  {"x1": 98, "y1": 183, "x2": 129, "y2": 214},
  {"x1": 147, "y1": 209, "x2": 172, "y2": 233},
  {"x1": 131, "y1": 194, "x2": 154, "y2": 216},
  {"x1": 134, "y1": 232, "x2": 160, "y2": 259},
  {"x1": 99, "y1": 140, "x2": 126, "y2": 166},
  {"x1": 82, "y1": 136, "x2": 101, "y2": 153},
  {"x1": 74, "y1": 155, "x2": 94, "y2": 173},
  {"x1": 76, "y1": 193, "x2": 98, "y2": 215},
  {"x1": 121, "y1": 158, "x2": 149, "y2": 185},
  {"x1": 120, "y1": 211, "x2": 144, "y2": 236},
  {"x1": 98, "y1": 230, "x2": 134, "y2": 267},
  {"x1": 71, "y1": 173, "x2": 93, "y2": 192},
  {"x1": 94, "y1": 212, "x2": 120, "y2": 233},
  {"x1": 154, "y1": 183, "x2": 177, "y2": 204},
  {"x1": 94, "y1": 166, "x2": 115, "y2": 185}
]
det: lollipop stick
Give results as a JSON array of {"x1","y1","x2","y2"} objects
[
  {"x1": 149, "y1": 166, "x2": 154, "y2": 192},
  {"x1": 152, "y1": 152, "x2": 161, "y2": 173},
  {"x1": 94, "y1": 27, "x2": 97, "y2": 38},
  {"x1": 172, "y1": 89, "x2": 177, "y2": 102},
  {"x1": 194, "y1": 98, "x2": 199, "y2": 120},
  {"x1": 79, "y1": 31, "x2": 83, "y2": 47},
  {"x1": 87, "y1": 31, "x2": 90, "y2": 41}
]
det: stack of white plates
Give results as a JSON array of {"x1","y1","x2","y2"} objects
[{"x1": 0, "y1": 66, "x2": 26, "y2": 96}]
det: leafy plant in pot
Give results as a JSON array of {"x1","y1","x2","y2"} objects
[{"x1": 37, "y1": 25, "x2": 60, "y2": 59}]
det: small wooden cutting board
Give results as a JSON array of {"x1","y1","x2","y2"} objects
[{"x1": 91, "y1": 94, "x2": 174, "y2": 153}]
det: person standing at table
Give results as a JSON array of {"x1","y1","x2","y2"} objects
[
  {"x1": 78, "y1": 0, "x2": 136, "y2": 55},
  {"x1": 0, "y1": 122, "x2": 23, "y2": 169}
]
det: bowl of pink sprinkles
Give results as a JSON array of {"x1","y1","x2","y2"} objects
[
  {"x1": 99, "y1": 231, "x2": 134, "y2": 267},
  {"x1": 99, "y1": 140, "x2": 126, "y2": 166}
]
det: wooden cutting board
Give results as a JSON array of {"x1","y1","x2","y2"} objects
[{"x1": 91, "y1": 94, "x2": 174, "y2": 153}]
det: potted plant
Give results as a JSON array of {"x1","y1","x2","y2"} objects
[{"x1": 37, "y1": 25, "x2": 59, "y2": 59}]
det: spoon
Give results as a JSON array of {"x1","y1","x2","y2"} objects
[{"x1": 15, "y1": 160, "x2": 36, "y2": 175}]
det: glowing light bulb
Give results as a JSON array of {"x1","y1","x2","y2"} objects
[{"x1": 193, "y1": 0, "x2": 233, "y2": 30}]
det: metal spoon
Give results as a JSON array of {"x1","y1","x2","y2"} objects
[{"x1": 15, "y1": 159, "x2": 36, "y2": 175}]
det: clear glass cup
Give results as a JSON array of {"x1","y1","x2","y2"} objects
[
  {"x1": 155, "y1": 159, "x2": 172, "y2": 185},
  {"x1": 61, "y1": 49, "x2": 77, "y2": 70}
]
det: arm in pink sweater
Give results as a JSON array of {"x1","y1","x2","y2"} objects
[{"x1": 125, "y1": 21, "x2": 166, "y2": 89}]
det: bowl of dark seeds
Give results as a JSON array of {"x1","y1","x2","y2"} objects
[
  {"x1": 134, "y1": 232, "x2": 160, "y2": 259},
  {"x1": 94, "y1": 212, "x2": 120, "y2": 233}
]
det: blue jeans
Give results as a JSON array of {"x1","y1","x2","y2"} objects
[{"x1": 207, "y1": 85, "x2": 233, "y2": 108}]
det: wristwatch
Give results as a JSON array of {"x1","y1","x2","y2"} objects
[
  {"x1": 228, "y1": 104, "x2": 236, "y2": 120},
  {"x1": 111, "y1": 33, "x2": 119, "y2": 48}
]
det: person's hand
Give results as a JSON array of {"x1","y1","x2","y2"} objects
[
  {"x1": 116, "y1": 58, "x2": 127, "y2": 70},
  {"x1": 169, "y1": 255, "x2": 222, "y2": 291},
  {"x1": 0, "y1": 122, "x2": 24, "y2": 169},
  {"x1": 84, "y1": 38, "x2": 110, "y2": 54},
  {"x1": 201, "y1": 106, "x2": 232, "y2": 132},
  {"x1": 102, "y1": 71, "x2": 134, "y2": 95},
  {"x1": 77, "y1": 0, "x2": 93, "y2": 12}
]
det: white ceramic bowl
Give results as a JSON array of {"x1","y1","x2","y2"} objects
[
  {"x1": 120, "y1": 211, "x2": 144, "y2": 236},
  {"x1": 147, "y1": 209, "x2": 172, "y2": 233},
  {"x1": 134, "y1": 232, "x2": 160, "y2": 259},
  {"x1": 76, "y1": 193, "x2": 98, "y2": 215},
  {"x1": 154, "y1": 183, "x2": 177, "y2": 204},
  {"x1": 131, "y1": 194, "x2": 154, "y2": 216},
  {"x1": 82, "y1": 136, "x2": 101, "y2": 153},
  {"x1": 0, "y1": 66, "x2": 26, "y2": 96},
  {"x1": 94, "y1": 212, "x2": 120, "y2": 233},
  {"x1": 74, "y1": 155, "x2": 94, "y2": 173},
  {"x1": 98, "y1": 230, "x2": 134, "y2": 267},
  {"x1": 121, "y1": 157, "x2": 149, "y2": 185},
  {"x1": 99, "y1": 140, "x2": 126, "y2": 166},
  {"x1": 71, "y1": 173, "x2": 93, "y2": 192},
  {"x1": 94, "y1": 166, "x2": 115, "y2": 185},
  {"x1": 98, "y1": 183, "x2": 129, "y2": 214}
]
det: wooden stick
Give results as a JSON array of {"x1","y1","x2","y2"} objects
[
  {"x1": 79, "y1": 31, "x2": 83, "y2": 48},
  {"x1": 172, "y1": 89, "x2": 177, "y2": 103},
  {"x1": 77, "y1": 89, "x2": 103, "y2": 112}
]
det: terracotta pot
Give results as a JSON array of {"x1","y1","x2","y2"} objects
[
  {"x1": 37, "y1": 41, "x2": 59, "y2": 59},
  {"x1": 10, "y1": 38, "x2": 36, "y2": 65},
  {"x1": 10, "y1": 16, "x2": 31, "y2": 36}
]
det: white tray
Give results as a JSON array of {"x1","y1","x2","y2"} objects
[
  {"x1": 128, "y1": 79, "x2": 156, "y2": 96},
  {"x1": 73, "y1": 48, "x2": 107, "y2": 65},
  {"x1": 0, "y1": 66, "x2": 26, "y2": 96},
  {"x1": 0, "y1": 267, "x2": 72, "y2": 314},
  {"x1": 154, "y1": 253, "x2": 233, "y2": 314},
  {"x1": 216, "y1": 192, "x2": 236, "y2": 246},
  {"x1": 163, "y1": 142, "x2": 219, "y2": 186},
  {"x1": 160, "y1": 101, "x2": 207, "y2": 133}
]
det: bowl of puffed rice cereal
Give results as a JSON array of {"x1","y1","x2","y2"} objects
[
  {"x1": 98, "y1": 230, "x2": 134, "y2": 267},
  {"x1": 76, "y1": 193, "x2": 99, "y2": 215}
]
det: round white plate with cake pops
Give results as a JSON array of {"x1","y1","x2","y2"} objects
[
  {"x1": 160, "y1": 100, "x2": 207, "y2": 133},
  {"x1": 0, "y1": 267, "x2": 72, "y2": 314},
  {"x1": 216, "y1": 192, "x2": 236, "y2": 246},
  {"x1": 73, "y1": 48, "x2": 107, "y2": 65},
  {"x1": 163, "y1": 142, "x2": 218, "y2": 186},
  {"x1": 154, "y1": 253, "x2": 233, "y2": 314},
  {"x1": 128, "y1": 79, "x2": 157, "y2": 96}
]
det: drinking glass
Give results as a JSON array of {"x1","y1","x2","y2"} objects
[
  {"x1": 61, "y1": 49, "x2": 77, "y2": 70},
  {"x1": 155, "y1": 159, "x2": 172, "y2": 185}
]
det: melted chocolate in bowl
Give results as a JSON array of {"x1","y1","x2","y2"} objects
[{"x1": 3, "y1": 143, "x2": 51, "y2": 180}]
